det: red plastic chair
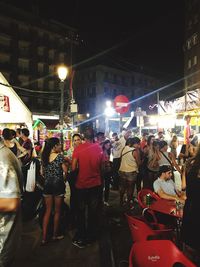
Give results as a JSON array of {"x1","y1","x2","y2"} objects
[
  {"x1": 129, "y1": 240, "x2": 196, "y2": 267},
  {"x1": 125, "y1": 214, "x2": 174, "y2": 243},
  {"x1": 137, "y1": 189, "x2": 160, "y2": 223}
]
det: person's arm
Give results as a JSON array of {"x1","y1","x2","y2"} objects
[
  {"x1": 181, "y1": 165, "x2": 186, "y2": 190},
  {"x1": 16, "y1": 141, "x2": 28, "y2": 158},
  {"x1": 169, "y1": 152, "x2": 181, "y2": 173},
  {"x1": 71, "y1": 157, "x2": 78, "y2": 171},
  {"x1": 156, "y1": 188, "x2": 184, "y2": 202},
  {"x1": 62, "y1": 162, "x2": 68, "y2": 175},
  {"x1": 133, "y1": 149, "x2": 141, "y2": 166},
  {"x1": 0, "y1": 198, "x2": 20, "y2": 212}
]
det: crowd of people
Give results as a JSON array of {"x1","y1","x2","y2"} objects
[{"x1": 1, "y1": 126, "x2": 200, "y2": 265}]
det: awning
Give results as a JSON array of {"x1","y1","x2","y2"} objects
[{"x1": 0, "y1": 72, "x2": 32, "y2": 124}]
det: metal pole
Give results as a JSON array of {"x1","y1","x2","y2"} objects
[
  {"x1": 185, "y1": 78, "x2": 187, "y2": 111},
  {"x1": 119, "y1": 114, "x2": 123, "y2": 132},
  {"x1": 60, "y1": 81, "x2": 64, "y2": 150},
  {"x1": 157, "y1": 92, "x2": 160, "y2": 130}
]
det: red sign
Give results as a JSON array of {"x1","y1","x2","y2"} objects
[
  {"x1": 0, "y1": 95, "x2": 10, "y2": 112},
  {"x1": 114, "y1": 95, "x2": 130, "y2": 114}
]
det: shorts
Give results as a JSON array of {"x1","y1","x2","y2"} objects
[
  {"x1": 43, "y1": 182, "x2": 65, "y2": 197},
  {"x1": 119, "y1": 171, "x2": 138, "y2": 183}
]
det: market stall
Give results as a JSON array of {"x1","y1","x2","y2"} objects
[{"x1": 0, "y1": 72, "x2": 32, "y2": 134}]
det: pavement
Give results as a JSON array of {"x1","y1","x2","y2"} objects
[{"x1": 13, "y1": 187, "x2": 140, "y2": 267}]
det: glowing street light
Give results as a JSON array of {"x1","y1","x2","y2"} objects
[
  {"x1": 104, "y1": 100, "x2": 115, "y2": 136},
  {"x1": 57, "y1": 65, "x2": 68, "y2": 82},
  {"x1": 57, "y1": 64, "x2": 68, "y2": 149}
]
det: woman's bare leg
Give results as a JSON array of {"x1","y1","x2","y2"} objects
[
  {"x1": 42, "y1": 196, "x2": 53, "y2": 241},
  {"x1": 53, "y1": 196, "x2": 63, "y2": 237}
]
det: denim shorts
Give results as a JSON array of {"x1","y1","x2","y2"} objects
[{"x1": 119, "y1": 171, "x2": 138, "y2": 182}]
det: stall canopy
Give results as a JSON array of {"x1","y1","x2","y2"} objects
[{"x1": 0, "y1": 72, "x2": 32, "y2": 124}]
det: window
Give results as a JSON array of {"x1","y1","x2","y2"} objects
[
  {"x1": 49, "y1": 65, "x2": 55, "y2": 74},
  {"x1": 131, "y1": 76, "x2": 135, "y2": 85},
  {"x1": 188, "y1": 59, "x2": 192, "y2": 69},
  {"x1": 0, "y1": 53, "x2": 10, "y2": 63},
  {"x1": 104, "y1": 72, "x2": 108, "y2": 81},
  {"x1": 193, "y1": 56, "x2": 198, "y2": 65},
  {"x1": 194, "y1": 14, "x2": 199, "y2": 24},
  {"x1": 186, "y1": 39, "x2": 192, "y2": 50},
  {"x1": 48, "y1": 99, "x2": 54, "y2": 106},
  {"x1": 113, "y1": 89, "x2": 117, "y2": 97},
  {"x1": 48, "y1": 81, "x2": 55, "y2": 91},
  {"x1": 59, "y1": 52, "x2": 65, "y2": 61},
  {"x1": 38, "y1": 47, "x2": 44, "y2": 56},
  {"x1": 19, "y1": 40, "x2": 29, "y2": 51},
  {"x1": 113, "y1": 74, "x2": 117, "y2": 84},
  {"x1": 37, "y1": 98, "x2": 43, "y2": 105},
  {"x1": 48, "y1": 49, "x2": 55, "y2": 60},
  {"x1": 122, "y1": 76, "x2": 126, "y2": 86},
  {"x1": 18, "y1": 59, "x2": 29, "y2": 72},
  {"x1": 37, "y1": 79, "x2": 44, "y2": 89},
  {"x1": 38, "y1": 63, "x2": 44, "y2": 74},
  {"x1": 0, "y1": 35, "x2": 10, "y2": 47},
  {"x1": 192, "y1": 33, "x2": 198, "y2": 45},
  {"x1": 92, "y1": 72, "x2": 96, "y2": 82},
  {"x1": 18, "y1": 75, "x2": 29, "y2": 84},
  {"x1": 188, "y1": 20, "x2": 192, "y2": 30}
]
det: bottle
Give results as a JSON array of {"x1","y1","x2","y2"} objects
[{"x1": 146, "y1": 194, "x2": 151, "y2": 206}]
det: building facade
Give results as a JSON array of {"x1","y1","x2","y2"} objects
[
  {"x1": 0, "y1": 2, "x2": 78, "y2": 117},
  {"x1": 73, "y1": 64, "x2": 161, "y2": 131},
  {"x1": 184, "y1": 0, "x2": 200, "y2": 94}
]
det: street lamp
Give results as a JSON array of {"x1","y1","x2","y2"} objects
[
  {"x1": 57, "y1": 65, "x2": 68, "y2": 150},
  {"x1": 104, "y1": 100, "x2": 115, "y2": 136}
]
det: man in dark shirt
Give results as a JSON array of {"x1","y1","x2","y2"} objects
[{"x1": 20, "y1": 128, "x2": 33, "y2": 166}]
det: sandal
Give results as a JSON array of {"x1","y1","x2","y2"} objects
[
  {"x1": 41, "y1": 240, "x2": 48, "y2": 246},
  {"x1": 52, "y1": 235, "x2": 64, "y2": 241}
]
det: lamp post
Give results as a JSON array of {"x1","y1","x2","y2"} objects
[
  {"x1": 104, "y1": 100, "x2": 114, "y2": 137},
  {"x1": 57, "y1": 65, "x2": 68, "y2": 150}
]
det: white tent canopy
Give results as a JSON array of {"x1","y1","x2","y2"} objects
[{"x1": 0, "y1": 72, "x2": 32, "y2": 124}]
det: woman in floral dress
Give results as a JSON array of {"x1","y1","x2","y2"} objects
[{"x1": 41, "y1": 137, "x2": 68, "y2": 244}]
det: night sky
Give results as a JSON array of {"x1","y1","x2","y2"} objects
[{"x1": 5, "y1": 0, "x2": 185, "y2": 80}]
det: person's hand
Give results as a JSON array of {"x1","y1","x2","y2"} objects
[{"x1": 176, "y1": 197, "x2": 185, "y2": 204}]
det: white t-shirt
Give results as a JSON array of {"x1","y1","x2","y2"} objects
[
  {"x1": 112, "y1": 136, "x2": 126, "y2": 159},
  {"x1": 153, "y1": 178, "x2": 177, "y2": 196}
]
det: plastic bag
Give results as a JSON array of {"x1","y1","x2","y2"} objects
[{"x1": 26, "y1": 161, "x2": 36, "y2": 192}]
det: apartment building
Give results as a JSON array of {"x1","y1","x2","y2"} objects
[
  {"x1": 74, "y1": 64, "x2": 161, "y2": 130},
  {"x1": 184, "y1": 0, "x2": 200, "y2": 92},
  {"x1": 0, "y1": 2, "x2": 78, "y2": 115}
]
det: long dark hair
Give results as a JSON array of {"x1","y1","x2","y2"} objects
[
  {"x1": 41, "y1": 137, "x2": 60, "y2": 166},
  {"x1": 102, "y1": 139, "x2": 111, "y2": 155}
]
